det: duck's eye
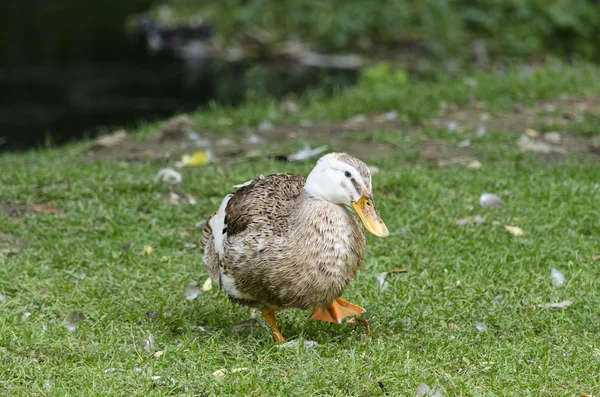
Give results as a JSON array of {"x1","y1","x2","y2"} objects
[{"x1": 344, "y1": 171, "x2": 352, "y2": 178}]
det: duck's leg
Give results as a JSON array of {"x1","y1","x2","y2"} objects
[
  {"x1": 261, "y1": 306, "x2": 286, "y2": 343},
  {"x1": 310, "y1": 298, "x2": 366, "y2": 324}
]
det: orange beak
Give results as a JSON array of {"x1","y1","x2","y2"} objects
[{"x1": 351, "y1": 190, "x2": 388, "y2": 237}]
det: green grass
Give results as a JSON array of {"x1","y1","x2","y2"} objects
[{"x1": 1, "y1": 63, "x2": 600, "y2": 396}]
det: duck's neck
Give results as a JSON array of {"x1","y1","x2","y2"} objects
[{"x1": 290, "y1": 192, "x2": 357, "y2": 242}]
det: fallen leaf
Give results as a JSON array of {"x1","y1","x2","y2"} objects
[
  {"x1": 181, "y1": 151, "x2": 210, "y2": 167},
  {"x1": 288, "y1": 145, "x2": 328, "y2": 161},
  {"x1": 212, "y1": 367, "x2": 249, "y2": 380},
  {"x1": 524, "y1": 128, "x2": 539, "y2": 137},
  {"x1": 551, "y1": 268, "x2": 565, "y2": 287},
  {"x1": 416, "y1": 383, "x2": 443, "y2": 397},
  {"x1": 479, "y1": 193, "x2": 503, "y2": 208},
  {"x1": 154, "y1": 350, "x2": 164, "y2": 358},
  {"x1": 466, "y1": 160, "x2": 482, "y2": 169},
  {"x1": 183, "y1": 283, "x2": 200, "y2": 300},
  {"x1": 456, "y1": 215, "x2": 485, "y2": 226},
  {"x1": 154, "y1": 168, "x2": 182, "y2": 184},
  {"x1": 475, "y1": 322, "x2": 487, "y2": 331},
  {"x1": 538, "y1": 300, "x2": 573, "y2": 309},
  {"x1": 504, "y1": 225, "x2": 524, "y2": 236},
  {"x1": 143, "y1": 245, "x2": 153, "y2": 255},
  {"x1": 201, "y1": 277, "x2": 213, "y2": 292},
  {"x1": 346, "y1": 317, "x2": 370, "y2": 335},
  {"x1": 447, "y1": 322, "x2": 458, "y2": 329}
]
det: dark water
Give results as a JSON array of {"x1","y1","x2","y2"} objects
[{"x1": 0, "y1": 1, "x2": 356, "y2": 152}]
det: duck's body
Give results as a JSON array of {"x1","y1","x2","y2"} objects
[
  {"x1": 200, "y1": 153, "x2": 387, "y2": 342},
  {"x1": 202, "y1": 174, "x2": 366, "y2": 310}
]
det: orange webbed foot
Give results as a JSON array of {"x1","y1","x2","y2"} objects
[{"x1": 310, "y1": 298, "x2": 366, "y2": 324}]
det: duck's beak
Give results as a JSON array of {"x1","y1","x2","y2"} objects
[{"x1": 351, "y1": 190, "x2": 388, "y2": 237}]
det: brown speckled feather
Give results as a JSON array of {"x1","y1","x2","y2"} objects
[{"x1": 203, "y1": 171, "x2": 366, "y2": 310}]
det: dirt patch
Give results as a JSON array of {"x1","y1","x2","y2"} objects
[
  {"x1": 0, "y1": 203, "x2": 61, "y2": 217},
  {"x1": 82, "y1": 112, "x2": 402, "y2": 165},
  {"x1": 83, "y1": 96, "x2": 600, "y2": 167},
  {"x1": 427, "y1": 95, "x2": 600, "y2": 162}
]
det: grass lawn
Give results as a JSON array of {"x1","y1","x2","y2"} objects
[{"x1": 1, "y1": 62, "x2": 599, "y2": 396}]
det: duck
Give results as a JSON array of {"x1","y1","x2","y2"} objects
[{"x1": 200, "y1": 152, "x2": 388, "y2": 342}]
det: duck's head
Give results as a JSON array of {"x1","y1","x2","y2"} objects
[{"x1": 304, "y1": 152, "x2": 388, "y2": 237}]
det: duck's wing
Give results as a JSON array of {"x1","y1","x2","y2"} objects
[{"x1": 225, "y1": 173, "x2": 306, "y2": 238}]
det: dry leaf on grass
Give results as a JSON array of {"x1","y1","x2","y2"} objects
[
  {"x1": 202, "y1": 277, "x2": 213, "y2": 292},
  {"x1": 346, "y1": 317, "x2": 370, "y2": 335},
  {"x1": 183, "y1": 151, "x2": 210, "y2": 167},
  {"x1": 154, "y1": 350, "x2": 164, "y2": 358},
  {"x1": 538, "y1": 300, "x2": 573, "y2": 309},
  {"x1": 212, "y1": 367, "x2": 249, "y2": 380},
  {"x1": 551, "y1": 268, "x2": 565, "y2": 287},
  {"x1": 143, "y1": 245, "x2": 153, "y2": 255},
  {"x1": 524, "y1": 128, "x2": 539, "y2": 137},
  {"x1": 505, "y1": 225, "x2": 524, "y2": 236},
  {"x1": 466, "y1": 160, "x2": 482, "y2": 169}
]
